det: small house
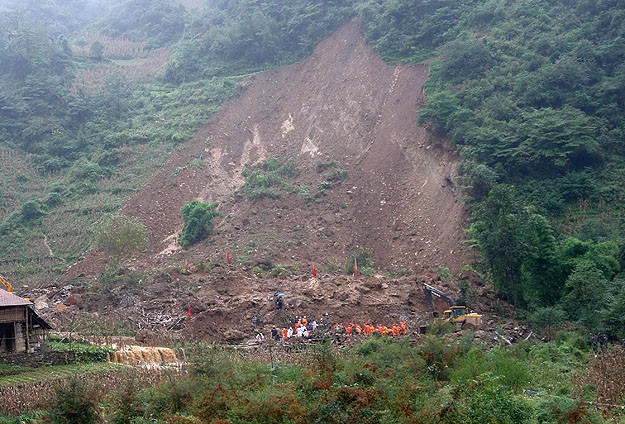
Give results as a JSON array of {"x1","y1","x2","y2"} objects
[{"x1": 0, "y1": 289, "x2": 52, "y2": 354}]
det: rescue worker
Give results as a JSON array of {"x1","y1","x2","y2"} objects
[
  {"x1": 275, "y1": 294, "x2": 283, "y2": 310},
  {"x1": 271, "y1": 325, "x2": 279, "y2": 340}
]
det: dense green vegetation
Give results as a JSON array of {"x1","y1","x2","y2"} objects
[
  {"x1": 179, "y1": 199, "x2": 221, "y2": 248},
  {"x1": 241, "y1": 157, "x2": 301, "y2": 200},
  {"x1": 356, "y1": 0, "x2": 625, "y2": 339},
  {"x1": 164, "y1": 0, "x2": 356, "y2": 82},
  {"x1": 7, "y1": 335, "x2": 625, "y2": 423}
]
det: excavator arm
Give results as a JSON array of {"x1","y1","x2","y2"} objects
[
  {"x1": 423, "y1": 283, "x2": 455, "y2": 308},
  {"x1": 0, "y1": 274, "x2": 13, "y2": 292}
]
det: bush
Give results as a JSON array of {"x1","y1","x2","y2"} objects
[
  {"x1": 533, "y1": 396, "x2": 603, "y2": 424},
  {"x1": 50, "y1": 378, "x2": 101, "y2": 424},
  {"x1": 179, "y1": 200, "x2": 221, "y2": 248},
  {"x1": 418, "y1": 335, "x2": 464, "y2": 381},
  {"x1": 142, "y1": 374, "x2": 194, "y2": 419},
  {"x1": 241, "y1": 158, "x2": 299, "y2": 200},
  {"x1": 20, "y1": 199, "x2": 45, "y2": 222},
  {"x1": 92, "y1": 214, "x2": 149, "y2": 266},
  {"x1": 45, "y1": 339, "x2": 113, "y2": 363},
  {"x1": 459, "y1": 377, "x2": 533, "y2": 424},
  {"x1": 345, "y1": 248, "x2": 375, "y2": 276}
]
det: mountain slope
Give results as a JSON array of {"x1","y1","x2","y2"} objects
[{"x1": 67, "y1": 21, "x2": 469, "y2": 281}]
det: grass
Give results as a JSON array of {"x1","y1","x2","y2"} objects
[
  {"x1": 241, "y1": 158, "x2": 302, "y2": 200},
  {"x1": 0, "y1": 362, "x2": 122, "y2": 388}
]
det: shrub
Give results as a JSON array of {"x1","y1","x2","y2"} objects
[
  {"x1": 92, "y1": 214, "x2": 149, "y2": 267},
  {"x1": 345, "y1": 248, "x2": 375, "y2": 276},
  {"x1": 241, "y1": 158, "x2": 299, "y2": 200},
  {"x1": 109, "y1": 377, "x2": 144, "y2": 424},
  {"x1": 142, "y1": 374, "x2": 194, "y2": 419},
  {"x1": 21, "y1": 199, "x2": 45, "y2": 221},
  {"x1": 179, "y1": 200, "x2": 221, "y2": 248},
  {"x1": 460, "y1": 378, "x2": 533, "y2": 424},
  {"x1": 533, "y1": 396, "x2": 603, "y2": 424},
  {"x1": 49, "y1": 378, "x2": 101, "y2": 424},
  {"x1": 418, "y1": 335, "x2": 463, "y2": 381}
]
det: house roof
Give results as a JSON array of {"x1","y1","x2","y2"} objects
[{"x1": 0, "y1": 289, "x2": 33, "y2": 307}]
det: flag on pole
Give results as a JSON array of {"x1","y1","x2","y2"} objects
[
  {"x1": 353, "y1": 258, "x2": 358, "y2": 279},
  {"x1": 187, "y1": 304, "x2": 192, "y2": 318},
  {"x1": 184, "y1": 259, "x2": 189, "y2": 273},
  {"x1": 226, "y1": 250, "x2": 231, "y2": 265},
  {"x1": 312, "y1": 264, "x2": 317, "y2": 277}
]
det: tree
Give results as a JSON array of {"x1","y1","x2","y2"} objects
[
  {"x1": 519, "y1": 211, "x2": 563, "y2": 306},
  {"x1": 92, "y1": 214, "x2": 149, "y2": 267},
  {"x1": 499, "y1": 107, "x2": 602, "y2": 178},
  {"x1": 467, "y1": 185, "x2": 528, "y2": 305},
  {"x1": 179, "y1": 200, "x2": 221, "y2": 248},
  {"x1": 21, "y1": 199, "x2": 45, "y2": 221},
  {"x1": 601, "y1": 276, "x2": 625, "y2": 340},
  {"x1": 528, "y1": 306, "x2": 566, "y2": 341},
  {"x1": 440, "y1": 36, "x2": 494, "y2": 83},
  {"x1": 563, "y1": 260, "x2": 608, "y2": 331},
  {"x1": 90, "y1": 40, "x2": 104, "y2": 61}
]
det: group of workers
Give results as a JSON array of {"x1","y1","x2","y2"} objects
[
  {"x1": 267, "y1": 315, "x2": 319, "y2": 341},
  {"x1": 257, "y1": 317, "x2": 408, "y2": 344},
  {"x1": 334, "y1": 321, "x2": 407, "y2": 337}
]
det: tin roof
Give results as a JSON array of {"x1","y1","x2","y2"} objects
[{"x1": 0, "y1": 289, "x2": 33, "y2": 307}]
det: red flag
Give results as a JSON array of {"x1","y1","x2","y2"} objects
[
  {"x1": 184, "y1": 260, "x2": 189, "y2": 273},
  {"x1": 312, "y1": 264, "x2": 317, "y2": 277},
  {"x1": 353, "y1": 258, "x2": 358, "y2": 279},
  {"x1": 187, "y1": 304, "x2": 192, "y2": 318},
  {"x1": 69, "y1": 292, "x2": 73, "y2": 306},
  {"x1": 226, "y1": 250, "x2": 231, "y2": 265}
]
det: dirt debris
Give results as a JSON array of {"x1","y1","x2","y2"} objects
[{"x1": 45, "y1": 22, "x2": 518, "y2": 345}]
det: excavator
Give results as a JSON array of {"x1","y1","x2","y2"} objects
[
  {"x1": 423, "y1": 283, "x2": 481, "y2": 330},
  {"x1": 0, "y1": 274, "x2": 13, "y2": 292}
]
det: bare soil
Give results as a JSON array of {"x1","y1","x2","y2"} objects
[{"x1": 51, "y1": 22, "x2": 498, "y2": 344}]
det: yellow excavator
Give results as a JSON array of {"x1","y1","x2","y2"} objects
[
  {"x1": 423, "y1": 283, "x2": 482, "y2": 330},
  {"x1": 0, "y1": 274, "x2": 13, "y2": 292},
  {"x1": 441, "y1": 306, "x2": 482, "y2": 330}
]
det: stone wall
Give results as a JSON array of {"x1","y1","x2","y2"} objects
[{"x1": 0, "y1": 350, "x2": 74, "y2": 368}]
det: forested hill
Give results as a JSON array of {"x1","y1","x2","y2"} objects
[{"x1": 1, "y1": 0, "x2": 625, "y2": 338}]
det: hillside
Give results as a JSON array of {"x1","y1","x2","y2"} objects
[
  {"x1": 45, "y1": 21, "x2": 475, "y2": 342},
  {"x1": 67, "y1": 21, "x2": 469, "y2": 281}
]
